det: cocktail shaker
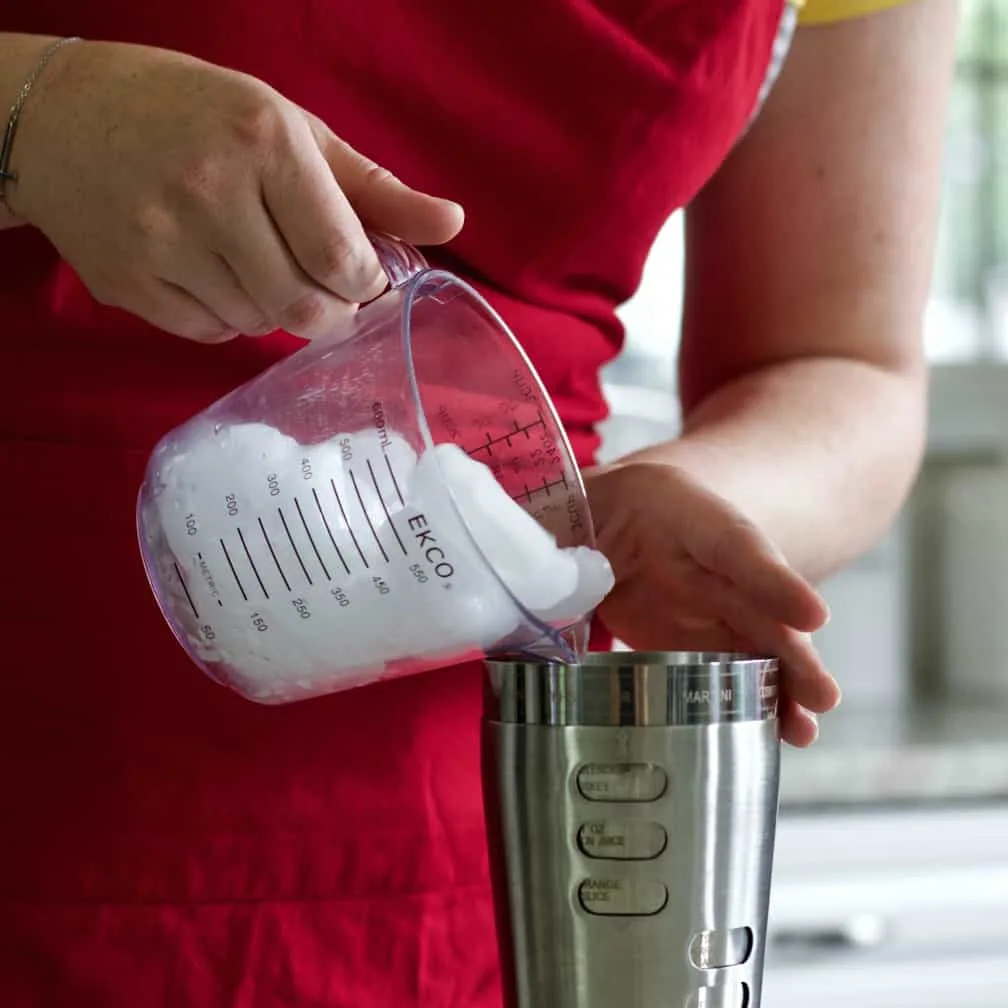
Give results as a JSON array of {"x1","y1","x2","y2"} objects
[{"x1": 482, "y1": 651, "x2": 781, "y2": 1008}]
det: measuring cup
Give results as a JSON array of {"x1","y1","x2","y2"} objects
[{"x1": 136, "y1": 234, "x2": 614, "y2": 704}]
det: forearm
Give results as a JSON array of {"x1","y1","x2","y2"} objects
[
  {"x1": 0, "y1": 33, "x2": 67, "y2": 230},
  {"x1": 616, "y1": 355, "x2": 927, "y2": 583}
]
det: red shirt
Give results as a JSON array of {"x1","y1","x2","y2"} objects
[{"x1": 0, "y1": 2, "x2": 784, "y2": 1004}]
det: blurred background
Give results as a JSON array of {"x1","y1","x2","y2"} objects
[{"x1": 599, "y1": 1, "x2": 1008, "y2": 1003}]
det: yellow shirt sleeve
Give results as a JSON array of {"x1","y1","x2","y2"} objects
[{"x1": 794, "y1": 0, "x2": 917, "y2": 26}]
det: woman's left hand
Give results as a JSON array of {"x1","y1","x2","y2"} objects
[{"x1": 583, "y1": 460, "x2": 841, "y2": 747}]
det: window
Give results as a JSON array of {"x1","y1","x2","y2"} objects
[
  {"x1": 607, "y1": 1, "x2": 1004, "y2": 390},
  {"x1": 930, "y1": 0, "x2": 1008, "y2": 359}
]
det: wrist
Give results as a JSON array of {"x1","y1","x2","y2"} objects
[
  {"x1": 602, "y1": 438, "x2": 733, "y2": 503},
  {"x1": 0, "y1": 35, "x2": 84, "y2": 226}
]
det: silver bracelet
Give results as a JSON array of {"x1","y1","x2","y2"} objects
[{"x1": 0, "y1": 36, "x2": 82, "y2": 214}]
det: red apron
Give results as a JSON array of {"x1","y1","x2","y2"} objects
[{"x1": 0, "y1": 2, "x2": 785, "y2": 1004}]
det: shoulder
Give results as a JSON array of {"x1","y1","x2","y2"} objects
[{"x1": 793, "y1": 0, "x2": 920, "y2": 26}]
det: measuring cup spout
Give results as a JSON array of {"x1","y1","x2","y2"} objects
[{"x1": 369, "y1": 232, "x2": 430, "y2": 288}]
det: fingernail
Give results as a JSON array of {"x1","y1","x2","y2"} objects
[
  {"x1": 806, "y1": 711, "x2": 820, "y2": 742},
  {"x1": 828, "y1": 678, "x2": 842, "y2": 709}
]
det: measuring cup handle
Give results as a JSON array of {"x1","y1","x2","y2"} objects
[{"x1": 368, "y1": 231, "x2": 430, "y2": 288}]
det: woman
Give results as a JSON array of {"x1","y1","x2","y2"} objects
[{"x1": 0, "y1": 0, "x2": 955, "y2": 1003}]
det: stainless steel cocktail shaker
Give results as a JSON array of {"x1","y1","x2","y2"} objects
[{"x1": 482, "y1": 651, "x2": 781, "y2": 1008}]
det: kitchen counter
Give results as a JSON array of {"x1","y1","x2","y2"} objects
[{"x1": 779, "y1": 695, "x2": 1008, "y2": 809}]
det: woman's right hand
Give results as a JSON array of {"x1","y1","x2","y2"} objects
[{"x1": 9, "y1": 40, "x2": 463, "y2": 342}]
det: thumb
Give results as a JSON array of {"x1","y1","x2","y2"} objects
[{"x1": 316, "y1": 128, "x2": 464, "y2": 247}]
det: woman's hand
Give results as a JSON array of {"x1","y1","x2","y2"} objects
[
  {"x1": 8, "y1": 40, "x2": 462, "y2": 342},
  {"x1": 584, "y1": 460, "x2": 841, "y2": 747}
]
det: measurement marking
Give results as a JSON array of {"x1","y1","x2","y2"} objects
[
  {"x1": 368, "y1": 460, "x2": 407, "y2": 556},
  {"x1": 466, "y1": 412, "x2": 546, "y2": 457},
  {"x1": 278, "y1": 506, "x2": 313, "y2": 586},
  {"x1": 502, "y1": 418, "x2": 522, "y2": 448},
  {"x1": 258, "y1": 517, "x2": 291, "y2": 592},
  {"x1": 220, "y1": 539, "x2": 248, "y2": 601},
  {"x1": 349, "y1": 468, "x2": 389, "y2": 563},
  {"x1": 295, "y1": 497, "x2": 331, "y2": 580},
  {"x1": 517, "y1": 475, "x2": 570, "y2": 505},
  {"x1": 173, "y1": 563, "x2": 200, "y2": 618},
  {"x1": 313, "y1": 487, "x2": 351, "y2": 575},
  {"x1": 237, "y1": 527, "x2": 269, "y2": 599},
  {"x1": 332, "y1": 480, "x2": 369, "y2": 569},
  {"x1": 385, "y1": 455, "x2": 405, "y2": 506}
]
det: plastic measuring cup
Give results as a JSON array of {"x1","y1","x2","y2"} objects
[{"x1": 136, "y1": 234, "x2": 614, "y2": 704}]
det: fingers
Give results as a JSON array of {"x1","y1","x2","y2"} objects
[
  {"x1": 701, "y1": 520, "x2": 826, "y2": 628},
  {"x1": 261, "y1": 132, "x2": 388, "y2": 308},
  {"x1": 597, "y1": 572, "x2": 836, "y2": 748},
  {"x1": 668, "y1": 475, "x2": 840, "y2": 720},
  {"x1": 162, "y1": 252, "x2": 273, "y2": 336},
  {"x1": 685, "y1": 582, "x2": 825, "y2": 746},
  {"x1": 130, "y1": 280, "x2": 239, "y2": 344},
  {"x1": 779, "y1": 695, "x2": 820, "y2": 748},
  {"x1": 708, "y1": 578, "x2": 841, "y2": 714},
  {"x1": 259, "y1": 116, "x2": 463, "y2": 321},
  {"x1": 689, "y1": 508, "x2": 829, "y2": 632},
  {"x1": 214, "y1": 200, "x2": 360, "y2": 340},
  {"x1": 779, "y1": 629, "x2": 842, "y2": 714},
  {"x1": 314, "y1": 124, "x2": 465, "y2": 246},
  {"x1": 723, "y1": 524, "x2": 828, "y2": 632}
]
